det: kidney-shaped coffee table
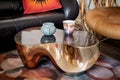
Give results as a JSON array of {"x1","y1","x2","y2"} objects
[{"x1": 14, "y1": 27, "x2": 100, "y2": 74}]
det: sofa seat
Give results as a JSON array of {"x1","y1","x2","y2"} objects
[{"x1": 0, "y1": 12, "x2": 64, "y2": 29}]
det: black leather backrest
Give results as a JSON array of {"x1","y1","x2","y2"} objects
[
  {"x1": 0, "y1": 0, "x2": 79, "y2": 20},
  {"x1": 0, "y1": 0, "x2": 23, "y2": 17}
]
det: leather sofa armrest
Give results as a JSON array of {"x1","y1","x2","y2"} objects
[{"x1": 61, "y1": 0, "x2": 79, "y2": 20}]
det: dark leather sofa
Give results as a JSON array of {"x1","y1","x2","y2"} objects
[{"x1": 0, "y1": 0, "x2": 79, "y2": 53}]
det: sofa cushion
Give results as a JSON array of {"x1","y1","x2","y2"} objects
[{"x1": 22, "y1": 0, "x2": 62, "y2": 14}]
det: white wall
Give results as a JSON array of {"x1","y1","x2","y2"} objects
[
  {"x1": 116, "y1": 0, "x2": 120, "y2": 6},
  {"x1": 77, "y1": 0, "x2": 120, "y2": 9},
  {"x1": 76, "y1": 0, "x2": 95, "y2": 11}
]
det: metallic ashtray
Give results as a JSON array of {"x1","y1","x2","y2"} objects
[{"x1": 15, "y1": 27, "x2": 100, "y2": 74}]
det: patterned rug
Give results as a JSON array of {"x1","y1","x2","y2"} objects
[{"x1": 0, "y1": 50, "x2": 120, "y2": 80}]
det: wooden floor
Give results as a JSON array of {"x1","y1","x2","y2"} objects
[{"x1": 100, "y1": 39, "x2": 120, "y2": 61}]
